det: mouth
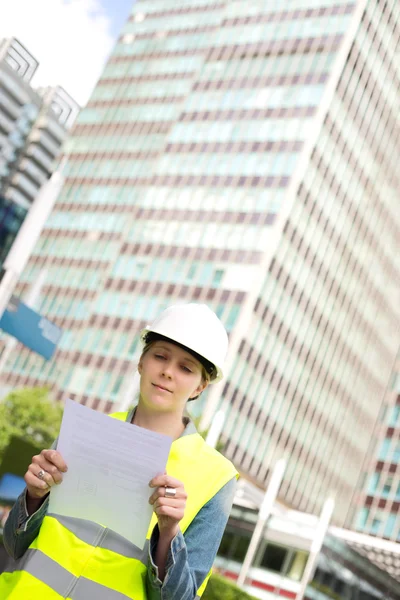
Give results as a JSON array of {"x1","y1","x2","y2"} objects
[{"x1": 152, "y1": 383, "x2": 172, "y2": 393}]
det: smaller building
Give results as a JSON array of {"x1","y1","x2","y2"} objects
[
  {"x1": 355, "y1": 360, "x2": 400, "y2": 543},
  {"x1": 0, "y1": 38, "x2": 79, "y2": 267},
  {"x1": 214, "y1": 479, "x2": 400, "y2": 600}
]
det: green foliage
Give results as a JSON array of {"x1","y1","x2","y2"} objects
[
  {"x1": 0, "y1": 387, "x2": 63, "y2": 460},
  {"x1": 203, "y1": 574, "x2": 257, "y2": 600}
]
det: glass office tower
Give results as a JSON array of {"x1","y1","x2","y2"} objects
[{"x1": 3, "y1": 0, "x2": 399, "y2": 529}]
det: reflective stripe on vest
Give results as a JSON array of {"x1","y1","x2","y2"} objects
[
  {"x1": 2, "y1": 555, "x2": 204, "y2": 600},
  {"x1": 53, "y1": 514, "x2": 149, "y2": 560},
  {"x1": 0, "y1": 411, "x2": 238, "y2": 599},
  {"x1": 1, "y1": 548, "x2": 134, "y2": 599}
]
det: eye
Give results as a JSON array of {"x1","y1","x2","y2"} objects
[
  {"x1": 154, "y1": 353, "x2": 166, "y2": 360},
  {"x1": 181, "y1": 365, "x2": 193, "y2": 373}
]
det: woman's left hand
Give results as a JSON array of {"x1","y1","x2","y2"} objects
[{"x1": 149, "y1": 474, "x2": 187, "y2": 538}]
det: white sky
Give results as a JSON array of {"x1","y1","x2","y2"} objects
[{"x1": 0, "y1": 0, "x2": 115, "y2": 106}]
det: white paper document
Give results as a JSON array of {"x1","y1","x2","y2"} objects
[{"x1": 49, "y1": 399, "x2": 172, "y2": 548}]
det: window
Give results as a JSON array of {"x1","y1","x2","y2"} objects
[
  {"x1": 391, "y1": 373, "x2": 400, "y2": 393},
  {"x1": 127, "y1": 339, "x2": 139, "y2": 358},
  {"x1": 217, "y1": 530, "x2": 235, "y2": 558},
  {"x1": 371, "y1": 518, "x2": 382, "y2": 535},
  {"x1": 383, "y1": 513, "x2": 397, "y2": 538},
  {"x1": 111, "y1": 376, "x2": 124, "y2": 399},
  {"x1": 231, "y1": 534, "x2": 251, "y2": 562},
  {"x1": 356, "y1": 508, "x2": 369, "y2": 530},
  {"x1": 383, "y1": 477, "x2": 393, "y2": 496},
  {"x1": 68, "y1": 366, "x2": 92, "y2": 395},
  {"x1": 286, "y1": 550, "x2": 308, "y2": 581},
  {"x1": 378, "y1": 438, "x2": 390, "y2": 460},
  {"x1": 85, "y1": 375, "x2": 96, "y2": 395},
  {"x1": 187, "y1": 263, "x2": 197, "y2": 280},
  {"x1": 217, "y1": 528, "x2": 251, "y2": 562},
  {"x1": 212, "y1": 269, "x2": 224, "y2": 286},
  {"x1": 389, "y1": 404, "x2": 400, "y2": 426},
  {"x1": 393, "y1": 442, "x2": 400, "y2": 463},
  {"x1": 313, "y1": 566, "x2": 333, "y2": 590},
  {"x1": 135, "y1": 262, "x2": 147, "y2": 276},
  {"x1": 396, "y1": 481, "x2": 400, "y2": 502},
  {"x1": 333, "y1": 578, "x2": 346, "y2": 596},
  {"x1": 368, "y1": 473, "x2": 379, "y2": 494},
  {"x1": 259, "y1": 543, "x2": 288, "y2": 573}
]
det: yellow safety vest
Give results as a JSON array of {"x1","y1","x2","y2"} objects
[{"x1": 0, "y1": 411, "x2": 238, "y2": 599}]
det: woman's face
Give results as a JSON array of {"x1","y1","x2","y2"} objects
[{"x1": 138, "y1": 340, "x2": 208, "y2": 414}]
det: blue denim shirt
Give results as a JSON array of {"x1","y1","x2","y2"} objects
[{"x1": 3, "y1": 410, "x2": 236, "y2": 600}]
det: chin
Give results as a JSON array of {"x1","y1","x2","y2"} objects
[{"x1": 147, "y1": 392, "x2": 173, "y2": 409}]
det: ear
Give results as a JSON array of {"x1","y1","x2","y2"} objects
[
  {"x1": 137, "y1": 359, "x2": 142, "y2": 375},
  {"x1": 189, "y1": 379, "x2": 209, "y2": 399}
]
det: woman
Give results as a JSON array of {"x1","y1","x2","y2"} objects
[{"x1": 1, "y1": 303, "x2": 238, "y2": 599}]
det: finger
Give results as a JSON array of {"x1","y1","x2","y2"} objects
[
  {"x1": 149, "y1": 474, "x2": 183, "y2": 489},
  {"x1": 154, "y1": 504, "x2": 185, "y2": 519},
  {"x1": 41, "y1": 450, "x2": 68, "y2": 473},
  {"x1": 25, "y1": 469, "x2": 50, "y2": 494},
  {"x1": 149, "y1": 486, "x2": 187, "y2": 504},
  {"x1": 31, "y1": 456, "x2": 63, "y2": 485},
  {"x1": 153, "y1": 497, "x2": 186, "y2": 511},
  {"x1": 28, "y1": 463, "x2": 56, "y2": 488}
]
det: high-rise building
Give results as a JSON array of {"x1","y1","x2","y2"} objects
[
  {"x1": 3, "y1": 0, "x2": 399, "y2": 540},
  {"x1": 0, "y1": 38, "x2": 79, "y2": 266}
]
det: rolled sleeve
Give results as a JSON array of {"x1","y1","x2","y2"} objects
[
  {"x1": 147, "y1": 526, "x2": 186, "y2": 593},
  {"x1": 3, "y1": 489, "x2": 49, "y2": 560},
  {"x1": 4, "y1": 438, "x2": 58, "y2": 559},
  {"x1": 146, "y1": 477, "x2": 236, "y2": 600}
]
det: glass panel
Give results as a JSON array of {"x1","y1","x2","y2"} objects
[
  {"x1": 260, "y1": 543, "x2": 288, "y2": 573},
  {"x1": 286, "y1": 550, "x2": 308, "y2": 581}
]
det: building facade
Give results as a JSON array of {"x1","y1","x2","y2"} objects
[
  {"x1": 0, "y1": 38, "x2": 78, "y2": 266},
  {"x1": 2, "y1": 0, "x2": 399, "y2": 535},
  {"x1": 355, "y1": 356, "x2": 400, "y2": 542}
]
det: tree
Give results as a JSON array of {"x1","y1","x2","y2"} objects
[{"x1": 0, "y1": 387, "x2": 63, "y2": 460}]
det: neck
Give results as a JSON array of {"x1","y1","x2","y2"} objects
[{"x1": 133, "y1": 402, "x2": 185, "y2": 440}]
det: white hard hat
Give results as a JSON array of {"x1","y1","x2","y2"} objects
[{"x1": 140, "y1": 304, "x2": 228, "y2": 383}]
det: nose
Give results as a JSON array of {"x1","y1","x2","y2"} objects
[{"x1": 161, "y1": 361, "x2": 173, "y2": 379}]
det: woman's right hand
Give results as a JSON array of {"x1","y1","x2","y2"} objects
[{"x1": 24, "y1": 449, "x2": 68, "y2": 500}]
